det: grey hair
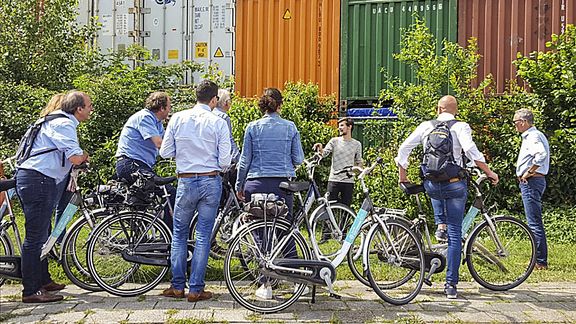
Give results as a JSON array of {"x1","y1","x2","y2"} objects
[
  {"x1": 514, "y1": 108, "x2": 534, "y2": 125},
  {"x1": 217, "y1": 89, "x2": 231, "y2": 108},
  {"x1": 61, "y1": 91, "x2": 87, "y2": 114}
]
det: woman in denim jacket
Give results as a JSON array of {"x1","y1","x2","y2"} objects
[{"x1": 235, "y1": 88, "x2": 305, "y2": 216}]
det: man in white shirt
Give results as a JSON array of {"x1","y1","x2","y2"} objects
[
  {"x1": 514, "y1": 108, "x2": 550, "y2": 270},
  {"x1": 159, "y1": 80, "x2": 231, "y2": 302},
  {"x1": 395, "y1": 95, "x2": 498, "y2": 299}
]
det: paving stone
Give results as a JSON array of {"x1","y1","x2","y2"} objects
[
  {"x1": 294, "y1": 310, "x2": 337, "y2": 322},
  {"x1": 73, "y1": 300, "x2": 118, "y2": 312},
  {"x1": 3, "y1": 314, "x2": 45, "y2": 324},
  {"x1": 44, "y1": 311, "x2": 87, "y2": 323},
  {"x1": 168, "y1": 309, "x2": 214, "y2": 321},
  {"x1": 115, "y1": 301, "x2": 158, "y2": 310},
  {"x1": 450, "y1": 311, "x2": 495, "y2": 323},
  {"x1": 125, "y1": 309, "x2": 170, "y2": 323},
  {"x1": 209, "y1": 309, "x2": 251, "y2": 322},
  {"x1": 523, "y1": 309, "x2": 572, "y2": 323},
  {"x1": 30, "y1": 303, "x2": 76, "y2": 315},
  {"x1": 154, "y1": 300, "x2": 195, "y2": 310},
  {"x1": 308, "y1": 300, "x2": 349, "y2": 311},
  {"x1": 344, "y1": 300, "x2": 383, "y2": 310},
  {"x1": 410, "y1": 311, "x2": 453, "y2": 322}
]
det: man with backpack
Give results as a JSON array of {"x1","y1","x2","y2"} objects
[
  {"x1": 395, "y1": 95, "x2": 499, "y2": 299},
  {"x1": 15, "y1": 91, "x2": 91, "y2": 303}
]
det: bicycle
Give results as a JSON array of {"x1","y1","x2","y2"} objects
[
  {"x1": 85, "y1": 170, "x2": 177, "y2": 297},
  {"x1": 395, "y1": 168, "x2": 537, "y2": 291},
  {"x1": 0, "y1": 158, "x2": 119, "y2": 291},
  {"x1": 223, "y1": 157, "x2": 425, "y2": 313}
]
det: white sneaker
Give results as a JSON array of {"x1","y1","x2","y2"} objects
[
  {"x1": 294, "y1": 284, "x2": 310, "y2": 295},
  {"x1": 255, "y1": 284, "x2": 272, "y2": 300}
]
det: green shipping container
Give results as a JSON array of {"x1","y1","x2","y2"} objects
[{"x1": 340, "y1": 0, "x2": 458, "y2": 109}]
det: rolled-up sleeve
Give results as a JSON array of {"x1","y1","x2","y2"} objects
[
  {"x1": 49, "y1": 123, "x2": 83, "y2": 159},
  {"x1": 530, "y1": 133, "x2": 548, "y2": 166},
  {"x1": 159, "y1": 118, "x2": 176, "y2": 158},
  {"x1": 395, "y1": 123, "x2": 426, "y2": 169}
]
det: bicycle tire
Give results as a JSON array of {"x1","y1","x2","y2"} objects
[
  {"x1": 224, "y1": 220, "x2": 311, "y2": 313},
  {"x1": 309, "y1": 203, "x2": 356, "y2": 260},
  {"x1": 189, "y1": 207, "x2": 240, "y2": 260},
  {"x1": 60, "y1": 209, "x2": 110, "y2": 291},
  {"x1": 466, "y1": 215, "x2": 536, "y2": 291},
  {"x1": 0, "y1": 231, "x2": 14, "y2": 287},
  {"x1": 366, "y1": 219, "x2": 425, "y2": 305},
  {"x1": 86, "y1": 211, "x2": 171, "y2": 297}
]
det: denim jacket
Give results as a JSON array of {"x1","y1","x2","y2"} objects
[{"x1": 236, "y1": 113, "x2": 304, "y2": 192}]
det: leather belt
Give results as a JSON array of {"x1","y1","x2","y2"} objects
[{"x1": 178, "y1": 171, "x2": 219, "y2": 178}]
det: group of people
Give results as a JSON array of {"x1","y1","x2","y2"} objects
[{"x1": 11, "y1": 84, "x2": 549, "y2": 304}]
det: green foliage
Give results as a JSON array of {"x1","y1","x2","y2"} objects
[
  {"x1": 0, "y1": 0, "x2": 100, "y2": 89},
  {"x1": 515, "y1": 24, "x2": 576, "y2": 207},
  {"x1": 542, "y1": 205, "x2": 576, "y2": 244}
]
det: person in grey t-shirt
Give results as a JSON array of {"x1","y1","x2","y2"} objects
[{"x1": 314, "y1": 117, "x2": 363, "y2": 207}]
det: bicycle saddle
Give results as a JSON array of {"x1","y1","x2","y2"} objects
[
  {"x1": 279, "y1": 181, "x2": 309, "y2": 193},
  {"x1": 153, "y1": 175, "x2": 177, "y2": 186},
  {"x1": 0, "y1": 178, "x2": 16, "y2": 191},
  {"x1": 400, "y1": 182, "x2": 425, "y2": 195}
]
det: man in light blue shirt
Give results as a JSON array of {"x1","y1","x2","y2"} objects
[
  {"x1": 159, "y1": 80, "x2": 231, "y2": 302},
  {"x1": 115, "y1": 92, "x2": 175, "y2": 226},
  {"x1": 213, "y1": 89, "x2": 240, "y2": 163},
  {"x1": 16, "y1": 91, "x2": 91, "y2": 303},
  {"x1": 514, "y1": 108, "x2": 550, "y2": 270}
]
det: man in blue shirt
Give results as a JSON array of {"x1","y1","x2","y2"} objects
[
  {"x1": 16, "y1": 91, "x2": 91, "y2": 303},
  {"x1": 159, "y1": 80, "x2": 231, "y2": 302},
  {"x1": 115, "y1": 91, "x2": 175, "y2": 226},
  {"x1": 514, "y1": 108, "x2": 550, "y2": 270}
]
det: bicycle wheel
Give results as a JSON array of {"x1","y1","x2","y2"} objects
[
  {"x1": 224, "y1": 220, "x2": 311, "y2": 313},
  {"x1": 86, "y1": 212, "x2": 171, "y2": 297},
  {"x1": 189, "y1": 207, "x2": 239, "y2": 260},
  {"x1": 60, "y1": 209, "x2": 110, "y2": 291},
  {"x1": 0, "y1": 232, "x2": 14, "y2": 287},
  {"x1": 466, "y1": 215, "x2": 536, "y2": 291},
  {"x1": 309, "y1": 203, "x2": 356, "y2": 259},
  {"x1": 366, "y1": 219, "x2": 425, "y2": 305},
  {"x1": 346, "y1": 221, "x2": 372, "y2": 286}
]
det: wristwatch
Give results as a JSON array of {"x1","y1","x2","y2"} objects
[{"x1": 527, "y1": 170, "x2": 535, "y2": 175}]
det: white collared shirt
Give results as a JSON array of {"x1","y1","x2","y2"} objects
[
  {"x1": 395, "y1": 113, "x2": 486, "y2": 169},
  {"x1": 160, "y1": 104, "x2": 231, "y2": 174},
  {"x1": 516, "y1": 126, "x2": 549, "y2": 176}
]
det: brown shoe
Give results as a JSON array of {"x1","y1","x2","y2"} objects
[
  {"x1": 535, "y1": 263, "x2": 548, "y2": 270},
  {"x1": 187, "y1": 290, "x2": 213, "y2": 302},
  {"x1": 42, "y1": 281, "x2": 66, "y2": 292},
  {"x1": 161, "y1": 286, "x2": 185, "y2": 298},
  {"x1": 22, "y1": 290, "x2": 64, "y2": 303}
]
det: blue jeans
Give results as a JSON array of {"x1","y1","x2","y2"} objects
[
  {"x1": 170, "y1": 175, "x2": 221, "y2": 293},
  {"x1": 424, "y1": 179, "x2": 468, "y2": 285},
  {"x1": 520, "y1": 177, "x2": 547, "y2": 265},
  {"x1": 15, "y1": 169, "x2": 58, "y2": 296},
  {"x1": 116, "y1": 157, "x2": 176, "y2": 229}
]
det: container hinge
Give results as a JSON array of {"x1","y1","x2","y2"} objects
[
  {"x1": 128, "y1": 30, "x2": 150, "y2": 38},
  {"x1": 128, "y1": 7, "x2": 151, "y2": 14}
]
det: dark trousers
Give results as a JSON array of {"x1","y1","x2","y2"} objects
[
  {"x1": 15, "y1": 169, "x2": 58, "y2": 296},
  {"x1": 327, "y1": 181, "x2": 354, "y2": 206},
  {"x1": 520, "y1": 177, "x2": 548, "y2": 265},
  {"x1": 116, "y1": 157, "x2": 176, "y2": 229}
]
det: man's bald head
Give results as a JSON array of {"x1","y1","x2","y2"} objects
[{"x1": 437, "y1": 95, "x2": 458, "y2": 116}]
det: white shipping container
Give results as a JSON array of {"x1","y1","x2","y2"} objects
[{"x1": 78, "y1": 0, "x2": 234, "y2": 84}]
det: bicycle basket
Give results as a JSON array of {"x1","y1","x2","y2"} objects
[{"x1": 244, "y1": 193, "x2": 288, "y2": 219}]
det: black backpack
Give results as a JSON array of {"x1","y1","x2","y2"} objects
[
  {"x1": 15, "y1": 113, "x2": 69, "y2": 166},
  {"x1": 420, "y1": 120, "x2": 462, "y2": 182}
]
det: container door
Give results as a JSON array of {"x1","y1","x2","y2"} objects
[
  {"x1": 144, "y1": 0, "x2": 186, "y2": 66},
  {"x1": 189, "y1": 0, "x2": 235, "y2": 84},
  {"x1": 93, "y1": 0, "x2": 137, "y2": 56}
]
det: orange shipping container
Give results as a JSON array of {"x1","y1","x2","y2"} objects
[
  {"x1": 235, "y1": 0, "x2": 341, "y2": 98},
  {"x1": 458, "y1": 0, "x2": 576, "y2": 93}
]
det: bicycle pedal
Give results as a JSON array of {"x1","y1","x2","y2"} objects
[
  {"x1": 329, "y1": 293, "x2": 342, "y2": 300},
  {"x1": 424, "y1": 279, "x2": 432, "y2": 286}
]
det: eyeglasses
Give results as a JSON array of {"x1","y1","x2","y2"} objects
[
  {"x1": 513, "y1": 119, "x2": 524, "y2": 125},
  {"x1": 215, "y1": 95, "x2": 220, "y2": 101}
]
